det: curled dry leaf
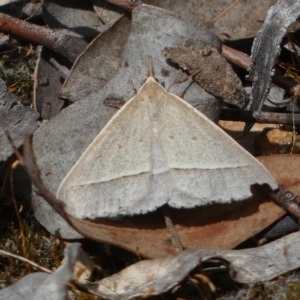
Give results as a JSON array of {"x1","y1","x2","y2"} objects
[
  {"x1": 163, "y1": 46, "x2": 246, "y2": 108},
  {"x1": 83, "y1": 231, "x2": 300, "y2": 299}
]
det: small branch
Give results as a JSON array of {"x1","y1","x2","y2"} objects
[
  {"x1": 265, "y1": 186, "x2": 300, "y2": 221},
  {"x1": 0, "y1": 249, "x2": 52, "y2": 273},
  {"x1": 221, "y1": 44, "x2": 250, "y2": 69},
  {"x1": 220, "y1": 108, "x2": 300, "y2": 126},
  {"x1": 0, "y1": 13, "x2": 87, "y2": 62},
  {"x1": 164, "y1": 215, "x2": 183, "y2": 252},
  {"x1": 222, "y1": 45, "x2": 300, "y2": 97}
]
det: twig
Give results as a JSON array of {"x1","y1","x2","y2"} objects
[
  {"x1": 221, "y1": 44, "x2": 250, "y2": 69},
  {"x1": 264, "y1": 186, "x2": 300, "y2": 221},
  {"x1": 164, "y1": 215, "x2": 183, "y2": 252},
  {"x1": 222, "y1": 45, "x2": 300, "y2": 97},
  {"x1": 0, "y1": 13, "x2": 87, "y2": 62},
  {"x1": 0, "y1": 249, "x2": 52, "y2": 273},
  {"x1": 220, "y1": 108, "x2": 300, "y2": 126}
]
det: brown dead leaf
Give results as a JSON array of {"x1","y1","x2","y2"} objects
[
  {"x1": 258, "y1": 154, "x2": 300, "y2": 197},
  {"x1": 16, "y1": 135, "x2": 291, "y2": 258},
  {"x1": 163, "y1": 46, "x2": 246, "y2": 108}
]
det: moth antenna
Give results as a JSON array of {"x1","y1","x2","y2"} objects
[{"x1": 148, "y1": 56, "x2": 155, "y2": 78}]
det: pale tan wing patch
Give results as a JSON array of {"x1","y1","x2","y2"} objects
[{"x1": 57, "y1": 77, "x2": 277, "y2": 219}]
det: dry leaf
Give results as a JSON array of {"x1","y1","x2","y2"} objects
[
  {"x1": 83, "y1": 232, "x2": 300, "y2": 299},
  {"x1": 60, "y1": 14, "x2": 131, "y2": 102},
  {"x1": 143, "y1": 0, "x2": 277, "y2": 40},
  {"x1": 0, "y1": 273, "x2": 49, "y2": 300},
  {"x1": 163, "y1": 46, "x2": 246, "y2": 108},
  {"x1": 43, "y1": 0, "x2": 108, "y2": 39},
  {"x1": 258, "y1": 154, "x2": 300, "y2": 197}
]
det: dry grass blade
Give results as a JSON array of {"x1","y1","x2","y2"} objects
[{"x1": 0, "y1": 249, "x2": 51, "y2": 274}]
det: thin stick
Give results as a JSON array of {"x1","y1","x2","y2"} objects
[
  {"x1": 222, "y1": 45, "x2": 300, "y2": 97},
  {"x1": 0, "y1": 13, "x2": 87, "y2": 62},
  {"x1": 264, "y1": 186, "x2": 300, "y2": 221},
  {"x1": 220, "y1": 108, "x2": 300, "y2": 126},
  {"x1": 0, "y1": 249, "x2": 52, "y2": 273},
  {"x1": 291, "y1": 97, "x2": 296, "y2": 153},
  {"x1": 164, "y1": 215, "x2": 183, "y2": 252}
]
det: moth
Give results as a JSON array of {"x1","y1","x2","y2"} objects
[{"x1": 57, "y1": 60, "x2": 277, "y2": 220}]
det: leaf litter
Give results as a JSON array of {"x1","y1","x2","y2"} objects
[
  {"x1": 32, "y1": 4, "x2": 223, "y2": 239},
  {"x1": 4, "y1": 85, "x2": 300, "y2": 299},
  {"x1": 1, "y1": 0, "x2": 300, "y2": 299}
]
